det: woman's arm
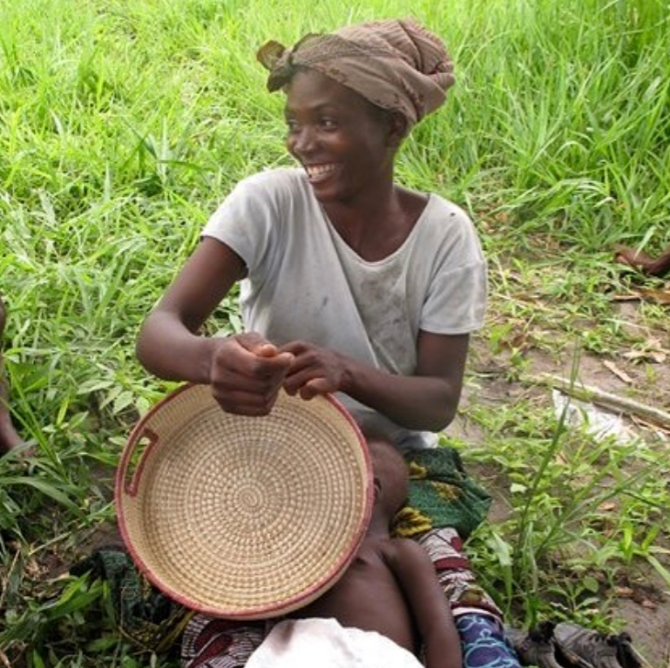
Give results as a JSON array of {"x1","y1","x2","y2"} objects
[
  {"x1": 137, "y1": 238, "x2": 243, "y2": 383},
  {"x1": 280, "y1": 331, "x2": 469, "y2": 431},
  {"x1": 137, "y1": 237, "x2": 294, "y2": 415}
]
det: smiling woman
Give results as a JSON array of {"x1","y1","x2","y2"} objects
[
  {"x1": 135, "y1": 17, "x2": 521, "y2": 668},
  {"x1": 284, "y1": 72, "x2": 398, "y2": 216}
]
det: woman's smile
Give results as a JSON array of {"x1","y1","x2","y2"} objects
[
  {"x1": 304, "y1": 163, "x2": 341, "y2": 184},
  {"x1": 284, "y1": 70, "x2": 396, "y2": 205}
]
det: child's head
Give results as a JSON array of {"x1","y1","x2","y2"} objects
[{"x1": 361, "y1": 426, "x2": 409, "y2": 518}]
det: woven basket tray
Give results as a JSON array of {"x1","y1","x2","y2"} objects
[{"x1": 116, "y1": 384, "x2": 372, "y2": 619}]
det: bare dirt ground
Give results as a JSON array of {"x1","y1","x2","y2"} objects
[{"x1": 450, "y1": 295, "x2": 670, "y2": 668}]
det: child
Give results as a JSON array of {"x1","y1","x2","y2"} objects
[{"x1": 246, "y1": 434, "x2": 463, "y2": 668}]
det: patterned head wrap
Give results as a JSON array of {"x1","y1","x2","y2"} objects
[{"x1": 257, "y1": 18, "x2": 455, "y2": 127}]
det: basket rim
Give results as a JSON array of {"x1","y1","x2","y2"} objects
[{"x1": 115, "y1": 383, "x2": 372, "y2": 618}]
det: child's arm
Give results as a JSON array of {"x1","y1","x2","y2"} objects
[{"x1": 385, "y1": 538, "x2": 463, "y2": 668}]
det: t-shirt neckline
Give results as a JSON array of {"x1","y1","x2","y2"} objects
[{"x1": 313, "y1": 190, "x2": 435, "y2": 266}]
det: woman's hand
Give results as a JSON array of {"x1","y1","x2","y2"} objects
[
  {"x1": 280, "y1": 332, "x2": 469, "y2": 431},
  {"x1": 279, "y1": 340, "x2": 349, "y2": 400},
  {"x1": 209, "y1": 333, "x2": 294, "y2": 415}
]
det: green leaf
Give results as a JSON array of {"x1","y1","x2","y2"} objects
[
  {"x1": 0, "y1": 476, "x2": 78, "y2": 511},
  {"x1": 582, "y1": 575, "x2": 600, "y2": 593}
]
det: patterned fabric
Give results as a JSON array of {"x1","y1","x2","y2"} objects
[
  {"x1": 182, "y1": 617, "x2": 268, "y2": 668},
  {"x1": 395, "y1": 447, "x2": 492, "y2": 540},
  {"x1": 456, "y1": 614, "x2": 521, "y2": 668},
  {"x1": 70, "y1": 547, "x2": 193, "y2": 653},
  {"x1": 417, "y1": 528, "x2": 503, "y2": 619},
  {"x1": 182, "y1": 615, "x2": 522, "y2": 668},
  {"x1": 257, "y1": 18, "x2": 455, "y2": 126}
]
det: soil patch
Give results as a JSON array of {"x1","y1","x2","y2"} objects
[{"x1": 451, "y1": 297, "x2": 670, "y2": 667}]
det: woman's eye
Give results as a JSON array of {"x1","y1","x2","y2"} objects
[{"x1": 320, "y1": 118, "x2": 337, "y2": 130}]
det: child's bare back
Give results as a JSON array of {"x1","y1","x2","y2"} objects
[
  {"x1": 287, "y1": 434, "x2": 462, "y2": 668},
  {"x1": 293, "y1": 533, "x2": 421, "y2": 653}
]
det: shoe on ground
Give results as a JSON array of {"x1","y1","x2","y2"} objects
[
  {"x1": 506, "y1": 621, "x2": 565, "y2": 668},
  {"x1": 611, "y1": 632, "x2": 642, "y2": 668},
  {"x1": 553, "y1": 622, "x2": 641, "y2": 668}
]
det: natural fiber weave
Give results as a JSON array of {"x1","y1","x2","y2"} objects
[{"x1": 116, "y1": 384, "x2": 372, "y2": 620}]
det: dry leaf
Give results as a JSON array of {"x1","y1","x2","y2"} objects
[
  {"x1": 24, "y1": 558, "x2": 46, "y2": 579},
  {"x1": 630, "y1": 414, "x2": 670, "y2": 436},
  {"x1": 611, "y1": 292, "x2": 644, "y2": 302},
  {"x1": 639, "y1": 288, "x2": 670, "y2": 305},
  {"x1": 614, "y1": 586, "x2": 635, "y2": 598},
  {"x1": 602, "y1": 360, "x2": 634, "y2": 384},
  {"x1": 622, "y1": 349, "x2": 667, "y2": 364},
  {"x1": 598, "y1": 501, "x2": 617, "y2": 512},
  {"x1": 641, "y1": 598, "x2": 657, "y2": 610}
]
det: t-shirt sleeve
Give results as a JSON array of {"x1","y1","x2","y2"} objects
[
  {"x1": 419, "y1": 206, "x2": 488, "y2": 335},
  {"x1": 200, "y1": 171, "x2": 287, "y2": 278}
]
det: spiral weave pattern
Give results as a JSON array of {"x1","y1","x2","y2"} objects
[{"x1": 116, "y1": 385, "x2": 371, "y2": 619}]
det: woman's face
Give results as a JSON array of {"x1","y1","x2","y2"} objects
[{"x1": 284, "y1": 70, "x2": 397, "y2": 205}]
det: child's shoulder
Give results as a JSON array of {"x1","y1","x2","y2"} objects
[
  {"x1": 389, "y1": 535, "x2": 424, "y2": 550},
  {"x1": 379, "y1": 535, "x2": 426, "y2": 561}
]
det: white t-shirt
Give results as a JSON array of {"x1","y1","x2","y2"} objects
[{"x1": 202, "y1": 168, "x2": 487, "y2": 448}]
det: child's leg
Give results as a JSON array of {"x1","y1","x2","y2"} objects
[
  {"x1": 416, "y1": 528, "x2": 521, "y2": 668},
  {"x1": 0, "y1": 295, "x2": 22, "y2": 454},
  {"x1": 455, "y1": 614, "x2": 521, "y2": 668}
]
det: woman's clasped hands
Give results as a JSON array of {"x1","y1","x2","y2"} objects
[{"x1": 208, "y1": 333, "x2": 348, "y2": 415}]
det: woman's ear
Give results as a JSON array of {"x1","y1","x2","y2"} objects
[{"x1": 386, "y1": 111, "x2": 409, "y2": 148}]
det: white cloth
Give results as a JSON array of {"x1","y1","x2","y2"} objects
[
  {"x1": 246, "y1": 618, "x2": 423, "y2": 668},
  {"x1": 202, "y1": 167, "x2": 487, "y2": 448}
]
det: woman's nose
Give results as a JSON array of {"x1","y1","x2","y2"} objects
[{"x1": 290, "y1": 126, "x2": 317, "y2": 156}]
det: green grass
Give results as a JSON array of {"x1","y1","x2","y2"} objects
[
  {"x1": 460, "y1": 382, "x2": 670, "y2": 624},
  {"x1": 1, "y1": 0, "x2": 669, "y2": 664}
]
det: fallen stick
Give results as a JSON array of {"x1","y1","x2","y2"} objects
[{"x1": 527, "y1": 373, "x2": 670, "y2": 431}]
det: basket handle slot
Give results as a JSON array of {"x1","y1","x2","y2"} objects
[{"x1": 123, "y1": 427, "x2": 159, "y2": 497}]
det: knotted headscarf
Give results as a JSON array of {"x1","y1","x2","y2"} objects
[{"x1": 257, "y1": 18, "x2": 455, "y2": 127}]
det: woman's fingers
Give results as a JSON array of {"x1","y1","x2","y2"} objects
[
  {"x1": 209, "y1": 334, "x2": 295, "y2": 414},
  {"x1": 279, "y1": 341, "x2": 343, "y2": 397}
]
